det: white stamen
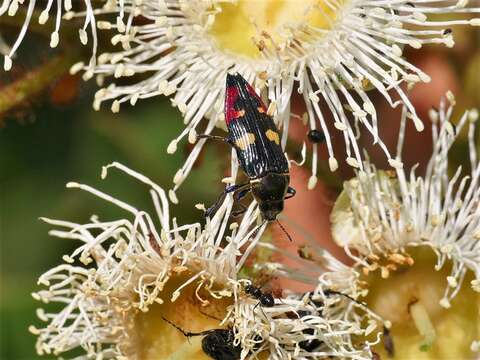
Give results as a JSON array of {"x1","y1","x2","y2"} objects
[
  {"x1": 329, "y1": 157, "x2": 339, "y2": 172},
  {"x1": 307, "y1": 175, "x2": 318, "y2": 190},
  {"x1": 167, "y1": 140, "x2": 178, "y2": 154}
]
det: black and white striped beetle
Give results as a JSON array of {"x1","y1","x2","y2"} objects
[{"x1": 198, "y1": 73, "x2": 296, "y2": 228}]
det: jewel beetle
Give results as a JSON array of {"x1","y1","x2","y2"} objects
[{"x1": 198, "y1": 73, "x2": 296, "y2": 225}]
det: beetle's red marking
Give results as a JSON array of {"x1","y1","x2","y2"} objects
[
  {"x1": 225, "y1": 86, "x2": 239, "y2": 125},
  {"x1": 225, "y1": 74, "x2": 268, "y2": 125},
  {"x1": 245, "y1": 82, "x2": 267, "y2": 113},
  {"x1": 232, "y1": 109, "x2": 245, "y2": 119}
]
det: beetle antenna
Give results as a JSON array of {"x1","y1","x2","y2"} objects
[
  {"x1": 199, "y1": 309, "x2": 223, "y2": 322},
  {"x1": 323, "y1": 289, "x2": 367, "y2": 306},
  {"x1": 161, "y1": 317, "x2": 211, "y2": 338},
  {"x1": 276, "y1": 220, "x2": 292, "y2": 242},
  {"x1": 162, "y1": 317, "x2": 190, "y2": 337}
]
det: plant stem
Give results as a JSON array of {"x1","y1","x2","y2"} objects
[{"x1": 0, "y1": 53, "x2": 74, "y2": 121}]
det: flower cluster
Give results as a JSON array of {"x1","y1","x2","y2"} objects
[
  {"x1": 2, "y1": 0, "x2": 480, "y2": 188},
  {"x1": 231, "y1": 255, "x2": 385, "y2": 359},
  {"x1": 329, "y1": 96, "x2": 480, "y2": 357},
  {"x1": 30, "y1": 162, "x2": 261, "y2": 357},
  {"x1": 331, "y1": 95, "x2": 480, "y2": 305},
  {"x1": 29, "y1": 90, "x2": 480, "y2": 359},
  {"x1": 30, "y1": 161, "x2": 384, "y2": 359},
  {"x1": 6, "y1": 1, "x2": 477, "y2": 359}
]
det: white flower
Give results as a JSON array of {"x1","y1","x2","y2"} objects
[
  {"x1": 328, "y1": 96, "x2": 480, "y2": 358},
  {"x1": 229, "y1": 241, "x2": 385, "y2": 359},
  {"x1": 331, "y1": 95, "x2": 480, "y2": 304},
  {"x1": 259, "y1": 124, "x2": 480, "y2": 357},
  {"x1": 30, "y1": 161, "x2": 264, "y2": 358},
  {"x1": 30, "y1": 160, "x2": 387, "y2": 359},
  {"x1": 231, "y1": 291, "x2": 383, "y2": 359},
  {"x1": 2, "y1": 0, "x2": 480, "y2": 188}
]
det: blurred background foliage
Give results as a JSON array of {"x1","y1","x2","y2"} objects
[
  {"x1": 0, "y1": 8, "x2": 479, "y2": 360},
  {"x1": 1, "y1": 90, "x2": 226, "y2": 359}
]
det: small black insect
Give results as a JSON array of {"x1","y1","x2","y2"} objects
[
  {"x1": 298, "y1": 327, "x2": 322, "y2": 352},
  {"x1": 244, "y1": 284, "x2": 275, "y2": 307},
  {"x1": 198, "y1": 73, "x2": 296, "y2": 229},
  {"x1": 296, "y1": 290, "x2": 367, "y2": 352},
  {"x1": 307, "y1": 129, "x2": 325, "y2": 144},
  {"x1": 162, "y1": 317, "x2": 241, "y2": 360},
  {"x1": 295, "y1": 303, "x2": 323, "y2": 351}
]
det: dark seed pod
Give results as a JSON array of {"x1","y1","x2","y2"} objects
[{"x1": 307, "y1": 129, "x2": 326, "y2": 144}]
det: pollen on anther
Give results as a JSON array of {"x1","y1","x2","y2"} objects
[{"x1": 167, "y1": 140, "x2": 178, "y2": 154}]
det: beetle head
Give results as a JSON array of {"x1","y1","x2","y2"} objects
[
  {"x1": 258, "y1": 200, "x2": 284, "y2": 221},
  {"x1": 251, "y1": 173, "x2": 289, "y2": 221}
]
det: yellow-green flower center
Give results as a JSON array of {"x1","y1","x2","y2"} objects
[
  {"x1": 208, "y1": 0, "x2": 344, "y2": 59},
  {"x1": 133, "y1": 276, "x2": 233, "y2": 360},
  {"x1": 365, "y1": 248, "x2": 480, "y2": 359}
]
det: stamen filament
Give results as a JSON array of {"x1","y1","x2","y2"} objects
[{"x1": 409, "y1": 300, "x2": 437, "y2": 351}]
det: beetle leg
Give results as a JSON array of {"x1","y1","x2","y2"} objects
[
  {"x1": 231, "y1": 203, "x2": 247, "y2": 218},
  {"x1": 204, "y1": 194, "x2": 226, "y2": 218},
  {"x1": 231, "y1": 185, "x2": 252, "y2": 217},
  {"x1": 284, "y1": 186, "x2": 296, "y2": 200},
  {"x1": 253, "y1": 301, "x2": 268, "y2": 320},
  {"x1": 225, "y1": 184, "x2": 243, "y2": 193},
  {"x1": 199, "y1": 309, "x2": 223, "y2": 322},
  {"x1": 197, "y1": 134, "x2": 232, "y2": 144},
  {"x1": 205, "y1": 183, "x2": 249, "y2": 218},
  {"x1": 234, "y1": 188, "x2": 250, "y2": 201}
]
